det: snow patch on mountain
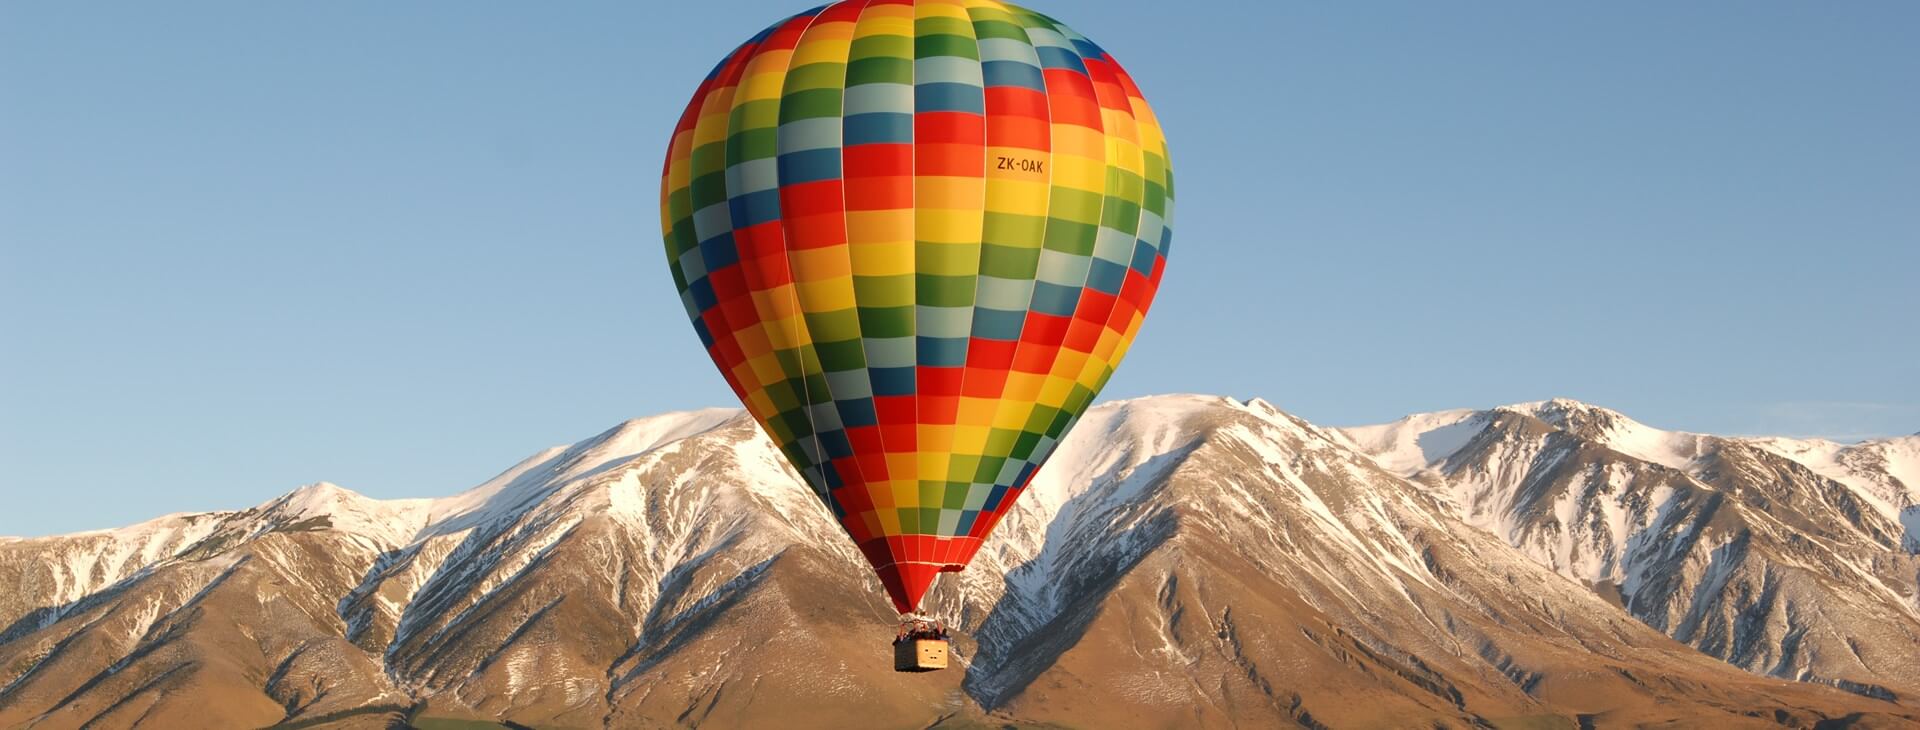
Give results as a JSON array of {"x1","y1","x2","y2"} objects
[
  {"x1": 1335, "y1": 398, "x2": 1920, "y2": 696},
  {"x1": 0, "y1": 512, "x2": 230, "y2": 628},
  {"x1": 1497, "y1": 400, "x2": 1710, "y2": 472},
  {"x1": 259, "y1": 482, "x2": 433, "y2": 549},
  {"x1": 1334, "y1": 408, "x2": 1484, "y2": 475},
  {"x1": 544, "y1": 408, "x2": 740, "y2": 482},
  {"x1": 936, "y1": 396, "x2": 1209, "y2": 638},
  {"x1": 423, "y1": 408, "x2": 739, "y2": 533},
  {"x1": 1343, "y1": 400, "x2": 1920, "y2": 527},
  {"x1": 1750, "y1": 435, "x2": 1920, "y2": 522}
]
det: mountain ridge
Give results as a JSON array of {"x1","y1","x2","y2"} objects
[
  {"x1": 2, "y1": 395, "x2": 1916, "y2": 728},
  {"x1": 1338, "y1": 398, "x2": 1920, "y2": 701}
]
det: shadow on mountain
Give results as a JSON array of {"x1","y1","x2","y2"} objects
[
  {"x1": 394, "y1": 522, "x2": 582, "y2": 673},
  {"x1": 963, "y1": 508, "x2": 1174, "y2": 709},
  {"x1": 0, "y1": 515, "x2": 269, "y2": 646},
  {"x1": 611, "y1": 551, "x2": 779, "y2": 685},
  {"x1": 33, "y1": 556, "x2": 250, "y2": 710},
  {"x1": 1, "y1": 582, "x2": 132, "y2": 646},
  {"x1": 420, "y1": 450, "x2": 572, "y2": 538},
  {"x1": 962, "y1": 442, "x2": 1198, "y2": 709}
]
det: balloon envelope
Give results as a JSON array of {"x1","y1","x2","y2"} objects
[{"x1": 660, "y1": 0, "x2": 1173, "y2": 613}]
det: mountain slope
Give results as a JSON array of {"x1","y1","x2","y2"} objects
[
  {"x1": 1340, "y1": 400, "x2": 1920, "y2": 701},
  {"x1": 1, "y1": 397, "x2": 1914, "y2": 728}
]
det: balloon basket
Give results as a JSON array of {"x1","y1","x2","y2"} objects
[
  {"x1": 894, "y1": 637, "x2": 949, "y2": 672},
  {"x1": 893, "y1": 616, "x2": 951, "y2": 672}
]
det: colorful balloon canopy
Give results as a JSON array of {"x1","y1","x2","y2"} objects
[{"x1": 660, "y1": 0, "x2": 1172, "y2": 613}]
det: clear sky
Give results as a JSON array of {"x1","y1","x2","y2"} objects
[{"x1": 3, "y1": 2, "x2": 1915, "y2": 537}]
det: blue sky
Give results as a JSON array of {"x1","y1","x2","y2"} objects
[{"x1": 3, "y1": 1, "x2": 1915, "y2": 537}]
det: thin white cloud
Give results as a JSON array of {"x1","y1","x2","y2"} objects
[{"x1": 1738, "y1": 401, "x2": 1919, "y2": 442}]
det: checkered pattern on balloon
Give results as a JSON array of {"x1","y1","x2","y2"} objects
[{"x1": 661, "y1": 0, "x2": 1172, "y2": 614}]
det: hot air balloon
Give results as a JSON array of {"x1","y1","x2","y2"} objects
[{"x1": 658, "y1": 0, "x2": 1173, "y2": 649}]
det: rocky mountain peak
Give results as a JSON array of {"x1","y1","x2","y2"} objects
[{"x1": 1340, "y1": 400, "x2": 1920, "y2": 698}]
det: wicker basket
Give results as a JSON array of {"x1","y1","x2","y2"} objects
[{"x1": 893, "y1": 638, "x2": 949, "y2": 672}]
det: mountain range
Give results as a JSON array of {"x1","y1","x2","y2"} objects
[{"x1": 1, "y1": 395, "x2": 1916, "y2": 729}]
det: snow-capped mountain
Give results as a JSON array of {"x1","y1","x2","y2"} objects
[
  {"x1": 1, "y1": 396, "x2": 1915, "y2": 729},
  {"x1": 1339, "y1": 399, "x2": 1920, "y2": 700}
]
